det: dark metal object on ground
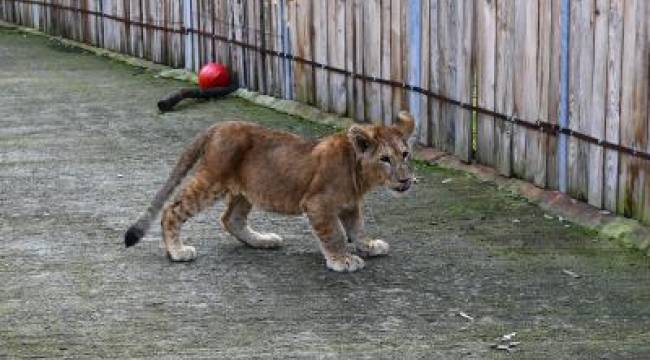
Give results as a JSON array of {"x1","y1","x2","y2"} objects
[{"x1": 157, "y1": 84, "x2": 238, "y2": 112}]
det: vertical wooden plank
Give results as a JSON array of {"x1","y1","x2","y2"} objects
[
  {"x1": 353, "y1": 0, "x2": 365, "y2": 121},
  {"x1": 406, "y1": 0, "x2": 421, "y2": 141},
  {"x1": 618, "y1": 0, "x2": 648, "y2": 219},
  {"x1": 535, "y1": 0, "x2": 552, "y2": 188},
  {"x1": 437, "y1": 0, "x2": 455, "y2": 154},
  {"x1": 119, "y1": 0, "x2": 129, "y2": 53},
  {"x1": 255, "y1": 0, "x2": 263, "y2": 91},
  {"x1": 128, "y1": 0, "x2": 142, "y2": 57},
  {"x1": 313, "y1": 0, "x2": 329, "y2": 111},
  {"x1": 293, "y1": 0, "x2": 313, "y2": 104},
  {"x1": 102, "y1": 0, "x2": 111, "y2": 52},
  {"x1": 587, "y1": 0, "x2": 609, "y2": 207},
  {"x1": 475, "y1": 0, "x2": 496, "y2": 166},
  {"x1": 364, "y1": 0, "x2": 382, "y2": 123},
  {"x1": 513, "y1": 0, "x2": 539, "y2": 182},
  {"x1": 454, "y1": 0, "x2": 473, "y2": 161},
  {"x1": 345, "y1": 0, "x2": 355, "y2": 117},
  {"x1": 271, "y1": 0, "x2": 284, "y2": 97},
  {"x1": 438, "y1": 0, "x2": 472, "y2": 159},
  {"x1": 568, "y1": 0, "x2": 594, "y2": 200},
  {"x1": 494, "y1": 0, "x2": 514, "y2": 176},
  {"x1": 116, "y1": 0, "x2": 127, "y2": 53},
  {"x1": 264, "y1": 0, "x2": 277, "y2": 97},
  {"x1": 183, "y1": 0, "x2": 192, "y2": 69},
  {"x1": 418, "y1": 0, "x2": 430, "y2": 145},
  {"x1": 191, "y1": 0, "x2": 199, "y2": 71},
  {"x1": 216, "y1": 0, "x2": 229, "y2": 66},
  {"x1": 328, "y1": 0, "x2": 347, "y2": 115},
  {"x1": 282, "y1": 0, "x2": 293, "y2": 98},
  {"x1": 545, "y1": 0, "x2": 562, "y2": 191},
  {"x1": 81, "y1": 0, "x2": 91, "y2": 44},
  {"x1": 644, "y1": 0, "x2": 650, "y2": 224},
  {"x1": 233, "y1": 0, "x2": 247, "y2": 87},
  {"x1": 171, "y1": 0, "x2": 183, "y2": 67},
  {"x1": 389, "y1": 0, "x2": 404, "y2": 121},
  {"x1": 152, "y1": 0, "x2": 162, "y2": 63},
  {"x1": 201, "y1": 0, "x2": 213, "y2": 66},
  {"x1": 288, "y1": 0, "x2": 298, "y2": 96},
  {"x1": 245, "y1": 0, "x2": 256, "y2": 90},
  {"x1": 380, "y1": 0, "x2": 392, "y2": 124},
  {"x1": 428, "y1": 0, "x2": 441, "y2": 149},
  {"x1": 604, "y1": 0, "x2": 623, "y2": 211},
  {"x1": 31, "y1": 0, "x2": 39, "y2": 31}
]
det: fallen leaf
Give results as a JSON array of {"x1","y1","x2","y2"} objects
[{"x1": 562, "y1": 269, "x2": 581, "y2": 279}]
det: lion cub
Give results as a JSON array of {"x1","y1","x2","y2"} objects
[{"x1": 125, "y1": 111, "x2": 415, "y2": 272}]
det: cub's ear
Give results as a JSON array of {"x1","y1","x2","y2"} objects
[
  {"x1": 394, "y1": 110, "x2": 415, "y2": 139},
  {"x1": 347, "y1": 125, "x2": 376, "y2": 154}
]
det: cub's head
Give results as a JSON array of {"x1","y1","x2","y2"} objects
[{"x1": 347, "y1": 111, "x2": 415, "y2": 196}]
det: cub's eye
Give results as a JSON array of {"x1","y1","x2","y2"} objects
[
  {"x1": 380, "y1": 156, "x2": 391, "y2": 164},
  {"x1": 402, "y1": 151, "x2": 410, "y2": 159}
]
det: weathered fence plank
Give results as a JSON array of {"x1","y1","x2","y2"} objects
[
  {"x1": 436, "y1": 0, "x2": 455, "y2": 154},
  {"x1": 328, "y1": 0, "x2": 346, "y2": 116},
  {"x1": 418, "y1": 0, "x2": 430, "y2": 145},
  {"x1": 353, "y1": 0, "x2": 365, "y2": 121},
  {"x1": 380, "y1": 0, "x2": 392, "y2": 125},
  {"x1": 568, "y1": 0, "x2": 594, "y2": 201},
  {"x1": 389, "y1": 0, "x2": 404, "y2": 123},
  {"x1": 513, "y1": 0, "x2": 538, "y2": 182},
  {"x1": 313, "y1": 0, "x2": 328, "y2": 111},
  {"x1": 604, "y1": 0, "x2": 623, "y2": 212},
  {"x1": 293, "y1": 0, "x2": 313, "y2": 104},
  {"x1": 428, "y1": 0, "x2": 441, "y2": 148},
  {"x1": 618, "y1": 0, "x2": 647, "y2": 218},
  {"x1": 545, "y1": 0, "x2": 562, "y2": 191},
  {"x1": 364, "y1": 0, "x2": 381, "y2": 123},
  {"x1": 494, "y1": 0, "x2": 514, "y2": 176},
  {"x1": 475, "y1": 0, "x2": 496, "y2": 167},
  {"x1": 588, "y1": 0, "x2": 609, "y2": 208}
]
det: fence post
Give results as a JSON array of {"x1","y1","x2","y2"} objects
[
  {"x1": 558, "y1": 0, "x2": 570, "y2": 192},
  {"x1": 183, "y1": 0, "x2": 192, "y2": 71},
  {"x1": 407, "y1": 0, "x2": 421, "y2": 149},
  {"x1": 279, "y1": 0, "x2": 292, "y2": 100}
]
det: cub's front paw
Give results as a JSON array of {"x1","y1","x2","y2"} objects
[
  {"x1": 356, "y1": 239, "x2": 390, "y2": 258},
  {"x1": 325, "y1": 254, "x2": 365, "y2": 272},
  {"x1": 167, "y1": 245, "x2": 197, "y2": 262}
]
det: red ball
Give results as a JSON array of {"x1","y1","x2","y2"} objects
[{"x1": 198, "y1": 62, "x2": 230, "y2": 90}]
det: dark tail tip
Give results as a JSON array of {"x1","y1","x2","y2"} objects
[{"x1": 125, "y1": 226, "x2": 145, "y2": 248}]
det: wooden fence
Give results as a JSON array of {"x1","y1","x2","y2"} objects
[{"x1": 2, "y1": 0, "x2": 650, "y2": 226}]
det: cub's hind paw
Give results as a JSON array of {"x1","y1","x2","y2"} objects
[
  {"x1": 167, "y1": 245, "x2": 197, "y2": 262},
  {"x1": 325, "y1": 254, "x2": 365, "y2": 272}
]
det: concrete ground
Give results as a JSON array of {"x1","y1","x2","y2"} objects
[{"x1": 1, "y1": 27, "x2": 649, "y2": 359}]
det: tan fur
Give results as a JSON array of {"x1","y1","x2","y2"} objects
[{"x1": 128, "y1": 111, "x2": 415, "y2": 272}]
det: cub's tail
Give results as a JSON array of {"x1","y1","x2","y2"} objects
[{"x1": 124, "y1": 127, "x2": 212, "y2": 247}]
